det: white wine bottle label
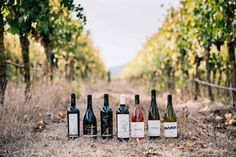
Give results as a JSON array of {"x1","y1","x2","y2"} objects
[
  {"x1": 68, "y1": 114, "x2": 78, "y2": 135},
  {"x1": 117, "y1": 114, "x2": 130, "y2": 138},
  {"x1": 131, "y1": 122, "x2": 144, "y2": 138},
  {"x1": 148, "y1": 120, "x2": 160, "y2": 137},
  {"x1": 164, "y1": 122, "x2": 177, "y2": 137}
]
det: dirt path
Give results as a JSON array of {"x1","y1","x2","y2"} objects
[{"x1": 1, "y1": 80, "x2": 236, "y2": 157}]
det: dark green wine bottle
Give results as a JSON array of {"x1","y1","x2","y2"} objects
[
  {"x1": 163, "y1": 95, "x2": 177, "y2": 138},
  {"x1": 67, "y1": 93, "x2": 80, "y2": 138},
  {"x1": 83, "y1": 95, "x2": 97, "y2": 139},
  {"x1": 117, "y1": 95, "x2": 130, "y2": 142},
  {"x1": 148, "y1": 90, "x2": 160, "y2": 139},
  {"x1": 101, "y1": 94, "x2": 113, "y2": 139}
]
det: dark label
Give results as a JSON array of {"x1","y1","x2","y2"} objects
[
  {"x1": 101, "y1": 114, "x2": 112, "y2": 136},
  {"x1": 83, "y1": 124, "x2": 97, "y2": 137}
]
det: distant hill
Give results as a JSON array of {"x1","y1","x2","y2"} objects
[{"x1": 109, "y1": 65, "x2": 125, "y2": 78}]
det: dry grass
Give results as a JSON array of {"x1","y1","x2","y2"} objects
[
  {"x1": 0, "y1": 80, "x2": 236, "y2": 157},
  {"x1": 0, "y1": 80, "x2": 72, "y2": 152}
]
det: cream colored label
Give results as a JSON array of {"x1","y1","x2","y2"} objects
[
  {"x1": 131, "y1": 122, "x2": 144, "y2": 138},
  {"x1": 68, "y1": 114, "x2": 78, "y2": 135},
  {"x1": 148, "y1": 120, "x2": 160, "y2": 136},
  {"x1": 164, "y1": 122, "x2": 177, "y2": 137},
  {"x1": 117, "y1": 114, "x2": 130, "y2": 138}
]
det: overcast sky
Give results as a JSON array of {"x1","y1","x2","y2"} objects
[{"x1": 75, "y1": 0, "x2": 180, "y2": 68}]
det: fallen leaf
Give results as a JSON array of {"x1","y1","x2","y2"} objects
[
  {"x1": 34, "y1": 120, "x2": 46, "y2": 132},
  {"x1": 199, "y1": 105, "x2": 210, "y2": 112},
  {"x1": 224, "y1": 113, "x2": 233, "y2": 120},
  {"x1": 58, "y1": 112, "x2": 67, "y2": 119},
  {"x1": 224, "y1": 113, "x2": 235, "y2": 125}
]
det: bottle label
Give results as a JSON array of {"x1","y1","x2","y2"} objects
[
  {"x1": 131, "y1": 122, "x2": 144, "y2": 138},
  {"x1": 83, "y1": 124, "x2": 97, "y2": 137},
  {"x1": 164, "y1": 122, "x2": 177, "y2": 137},
  {"x1": 117, "y1": 114, "x2": 129, "y2": 138},
  {"x1": 68, "y1": 113, "x2": 78, "y2": 135},
  {"x1": 148, "y1": 120, "x2": 160, "y2": 137},
  {"x1": 101, "y1": 114, "x2": 112, "y2": 137}
]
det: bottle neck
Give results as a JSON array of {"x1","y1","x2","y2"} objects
[
  {"x1": 151, "y1": 96, "x2": 156, "y2": 102},
  {"x1": 104, "y1": 102, "x2": 109, "y2": 106},
  {"x1": 167, "y1": 100, "x2": 173, "y2": 112},
  {"x1": 135, "y1": 95, "x2": 140, "y2": 105},
  {"x1": 167, "y1": 95, "x2": 173, "y2": 109},
  {"x1": 87, "y1": 102, "x2": 92, "y2": 110},
  {"x1": 87, "y1": 96, "x2": 92, "y2": 110},
  {"x1": 120, "y1": 95, "x2": 125, "y2": 105},
  {"x1": 135, "y1": 101, "x2": 140, "y2": 105},
  {"x1": 104, "y1": 94, "x2": 109, "y2": 106},
  {"x1": 151, "y1": 90, "x2": 156, "y2": 100},
  {"x1": 71, "y1": 94, "x2": 76, "y2": 107},
  {"x1": 71, "y1": 101, "x2": 76, "y2": 107}
]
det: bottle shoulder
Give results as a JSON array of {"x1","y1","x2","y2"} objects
[
  {"x1": 101, "y1": 106, "x2": 112, "y2": 113},
  {"x1": 117, "y1": 109, "x2": 129, "y2": 114},
  {"x1": 163, "y1": 111, "x2": 177, "y2": 122},
  {"x1": 68, "y1": 106, "x2": 79, "y2": 113},
  {"x1": 132, "y1": 106, "x2": 144, "y2": 121},
  {"x1": 117, "y1": 105, "x2": 129, "y2": 114},
  {"x1": 83, "y1": 111, "x2": 97, "y2": 122}
]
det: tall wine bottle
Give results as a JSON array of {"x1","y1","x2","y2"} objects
[
  {"x1": 83, "y1": 95, "x2": 97, "y2": 139},
  {"x1": 163, "y1": 95, "x2": 177, "y2": 138},
  {"x1": 131, "y1": 94, "x2": 144, "y2": 139},
  {"x1": 117, "y1": 95, "x2": 130, "y2": 141},
  {"x1": 101, "y1": 94, "x2": 113, "y2": 139},
  {"x1": 67, "y1": 93, "x2": 80, "y2": 138},
  {"x1": 148, "y1": 90, "x2": 160, "y2": 139}
]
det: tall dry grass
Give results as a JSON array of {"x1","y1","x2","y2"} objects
[{"x1": 0, "y1": 80, "x2": 73, "y2": 144}]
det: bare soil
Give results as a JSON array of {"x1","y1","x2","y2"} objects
[{"x1": 0, "y1": 80, "x2": 236, "y2": 157}]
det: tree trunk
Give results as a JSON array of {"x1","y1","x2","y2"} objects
[
  {"x1": 69, "y1": 59, "x2": 75, "y2": 81},
  {"x1": 41, "y1": 33, "x2": 54, "y2": 80},
  {"x1": 212, "y1": 69, "x2": 217, "y2": 84},
  {"x1": 166, "y1": 60, "x2": 173, "y2": 89},
  {"x1": 227, "y1": 41, "x2": 236, "y2": 106},
  {"x1": 194, "y1": 57, "x2": 200, "y2": 100},
  {"x1": 205, "y1": 48, "x2": 214, "y2": 101},
  {"x1": 224, "y1": 70, "x2": 231, "y2": 97},
  {"x1": 0, "y1": 9, "x2": 7, "y2": 105},
  {"x1": 19, "y1": 33, "x2": 31, "y2": 97},
  {"x1": 217, "y1": 69, "x2": 222, "y2": 95}
]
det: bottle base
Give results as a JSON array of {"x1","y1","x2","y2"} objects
[
  {"x1": 117, "y1": 138, "x2": 129, "y2": 142},
  {"x1": 68, "y1": 134, "x2": 79, "y2": 139},
  {"x1": 101, "y1": 136, "x2": 113, "y2": 140},
  {"x1": 131, "y1": 137, "x2": 145, "y2": 140},
  {"x1": 164, "y1": 136, "x2": 178, "y2": 138},
  {"x1": 83, "y1": 135, "x2": 97, "y2": 139},
  {"x1": 149, "y1": 136, "x2": 160, "y2": 140}
]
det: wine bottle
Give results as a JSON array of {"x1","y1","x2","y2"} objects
[
  {"x1": 163, "y1": 95, "x2": 177, "y2": 138},
  {"x1": 101, "y1": 94, "x2": 113, "y2": 139},
  {"x1": 131, "y1": 94, "x2": 144, "y2": 139},
  {"x1": 67, "y1": 93, "x2": 80, "y2": 138},
  {"x1": 148, "y1": 90, "x2": 160, "y2": 139},
  {"x1": 117, "y1": 95, "x2": 130, "y2": 141},
  {"x1": 83, "y1": 95, "x2": 97, "y2": 139}
]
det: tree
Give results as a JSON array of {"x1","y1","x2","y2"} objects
[
  {"x1": 33, "y1": 0, "x2": 86, "y2": 80},
  {"x1": 192, "y1": 0, "x2": 217, "y2": 101},
  {"x1": 122, "y1": 0, "x2": 234, "y2": 103},
  {"x1": 0, "y1": 1, "x2": 8, "y2": 105},
  {"x1": 220, "y1": 0, "x2": 236, "y2": 106},
  {"x1": 6, "y1": 0, "x2": 44, "y2": 96}
]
